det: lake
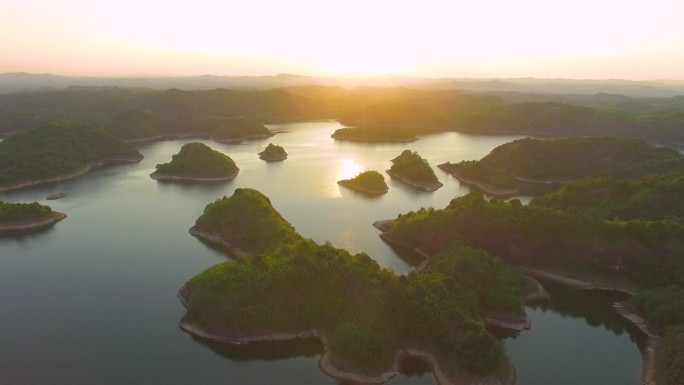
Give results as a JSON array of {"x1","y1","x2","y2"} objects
[{"x1": 0, "y1": 121, "x2": 643, "y2": 384}]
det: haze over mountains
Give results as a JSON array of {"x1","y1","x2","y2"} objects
[{"x1": 2, "y1": 72, "x2": 684, "y2": 98}]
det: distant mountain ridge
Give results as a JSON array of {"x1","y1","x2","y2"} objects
[{"x1": 2, "y1": 72, "x2": 684, "y2": 97}]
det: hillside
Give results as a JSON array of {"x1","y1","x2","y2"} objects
[
  {"x1": 189, "y1": 188, "x2": 300, "y2": 256},
  {"x1": 0, "y1": 123, "x2": 142, "y2": 191},
  {"x1": 2, "y1": 86, "x2": 684, "y2": 144},
  {"x1": 387, "y1": 150, "x2": 442, "y2": 191},
  {"x1": 258, "y1": 143, "x2": 288, "y2": 162},
  {"x1": 439, "y1": 136, "x2": 682, "y2": 196},
  {"x1": 337, "y1": 170, "x2": 388, "y2": 194},
  {"x1": 150, "y1": 142, "x2": 239, "y2": 181}
]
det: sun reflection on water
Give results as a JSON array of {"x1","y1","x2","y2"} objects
[
  {"x1": 338, "y1": 158, "x2": 364, "y2": 181},
  {"x1": 323, "y1": 158, "x2": 365, "y2": 199}
]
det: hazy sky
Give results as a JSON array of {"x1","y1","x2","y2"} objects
[{"x1": 2, "y1": 0, "x2": 683, "y2": 79}]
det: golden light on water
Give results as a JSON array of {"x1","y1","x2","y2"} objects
[
  {"x1": 338, "y1": 158, "x2": 364, "y2": 181},
  {"x1": 323, "y1": 158, "x2": 365, "y2": 199}
]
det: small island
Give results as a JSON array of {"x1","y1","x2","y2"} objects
[
  {"x1": 386, "y1": 150, "x2": 442, "y2": 191},
  {"x1": 438, "y1": 136, "x2": 682, "y2": 197},
  {"x1": 0, "y1": 122, "x2": 143, "y2": 192},
  {"x1": 337, "y1": 170, "x2": 389, "y2": 195},
  {"x1": 258, "y1": 143, "x2": 288, "y2": 162},
  {"x1": 0, "y1": 201, "x2": 66, "y2": 234},
  {"x1": 331, "y1": 127, "x2": 418, "y2": 143},
  {"x1": 180, "y1": 188, "x2": 527, "y2": 385},
  {"x1": 150, "y1": 142, "x2": 239, "y2": 181}
]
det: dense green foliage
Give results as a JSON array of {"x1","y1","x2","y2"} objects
[
  {"x1": 186, "y1": 188, "x2": 525, "y2": 374},
  {"x1": 338, "y1": 170, "x2": 388, "y2": 193},
  {"x1": 533, "y1": 174, "x2": 684, "y2": 221},
  {"x1": 0, "y1": 201, "x2": 52, "y2": 222},
  {"x1": 0, "y1": 122, "x2": 141, "y2": 187},
  {"x1": 193, "y1": 188, "x2": 300, "y2": 255},
  {"x1": 656, "y1": 325, "x2": 684, "y2": 385},
  {"x1": 388, "y1": 150, "x2": 439, "y2": 184},
  {"x1": 631, "y1": 286, "x2": 684, "y2": 329},
  {"x1": 258, "y1": 143, "x2": 287, "y2": 160},
  {"x1": 385, "y1": 172, "x2": 684, "y2": 381},
  {"x1": 388, "y1": 191, "x2": 684, "y2": 288},
  {"x1": 151, "y1": 142, "x2": 238, "y2": 178},
  {"x1": 443, "y1": 136, "x2": 681, "y2": 193}
]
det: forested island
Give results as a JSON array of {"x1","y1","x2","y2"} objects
[
  {"x1": 150, "y1": 142, "x2": 239, "y2": 181},
  {"x1": 0, "y1": 201, "x2": 66, "y2": 234},
  {"x1": 180, "y1": 188, "x2": 528, "y2": 384},
  {"x1": 338, "y1": 170, "x2": 389, "y2": 195},
  {"x1": 387, "y1": 150, "x2": 442, "y2": 191},
  {"x1": 331, "y1": 127, "x2": 418, "y2": 143},
  {"x1": 258, "y1": 143, "x2": 288, "y2": 162},
  {"x1": 0, "y1": 122, "x2": 143, "y2": 192},
  {"x1": 439, "y1": 136, "x2": 682, "y2": 196}
]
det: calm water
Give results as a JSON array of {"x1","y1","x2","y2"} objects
[{"x1": 0, "y1": 121, "x2": 642, "y2": 384}]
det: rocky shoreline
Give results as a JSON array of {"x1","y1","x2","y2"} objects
[
  {"x1": 177, "y1": 282, "x2": 516, "y2": 385},
  {"x1": 258, "y1": 154, "x2": 287, "y2": 162},
  {"x1": 386, "y1": 169, "x2": 443, "y2": 192},
  {"x1": 516, "y1": 267, "x2": 638, "y2": 296},
  {"x1": 150, "y1": 169, "x2": 239, "y2": 182},
  {"x1": 0, "y1": 211, "x2": 67, "y2": 234},
  {"x1": 437, "y1": 164, "x2": 519, "y2": 198},
  {"x1": 188, "y1": 226, "x2": 246, "y2": 257}
]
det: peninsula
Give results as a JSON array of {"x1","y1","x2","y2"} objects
[
  {"x1": 439, "y1": 136, "x2": 682, "y2": 197},
  {"x1": 337, "y1": 170, "x2": 389, "y2": 194},
  {"x1": 0, "y1": 201, "x2": 66, "y2": 234},
  {"x1": 180, "y1": 188, "x2": 527, "y2": 385},
  {"x1": 150, "y1": 142, "x2": 239, "y2": 181},
  {"x1": 376, "y1": 168, "x2": 684, "y2": 383},
  {"x1": 258, "y1": 143, "x2": 288, "y2": 162},
  {"x1": 0, "y1": 123, "x2": 143, "y2": 192},
  {"x1": 387, "y1": 150, "x2": 442, "y2": 191}
]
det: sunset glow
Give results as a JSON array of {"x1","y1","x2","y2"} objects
[
  {"x1": 1, "y1": 0, "x2": 683, "y2": 79},
  {"x1": 338, "y1": 158, "x2": 365, "y2": 181}
]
